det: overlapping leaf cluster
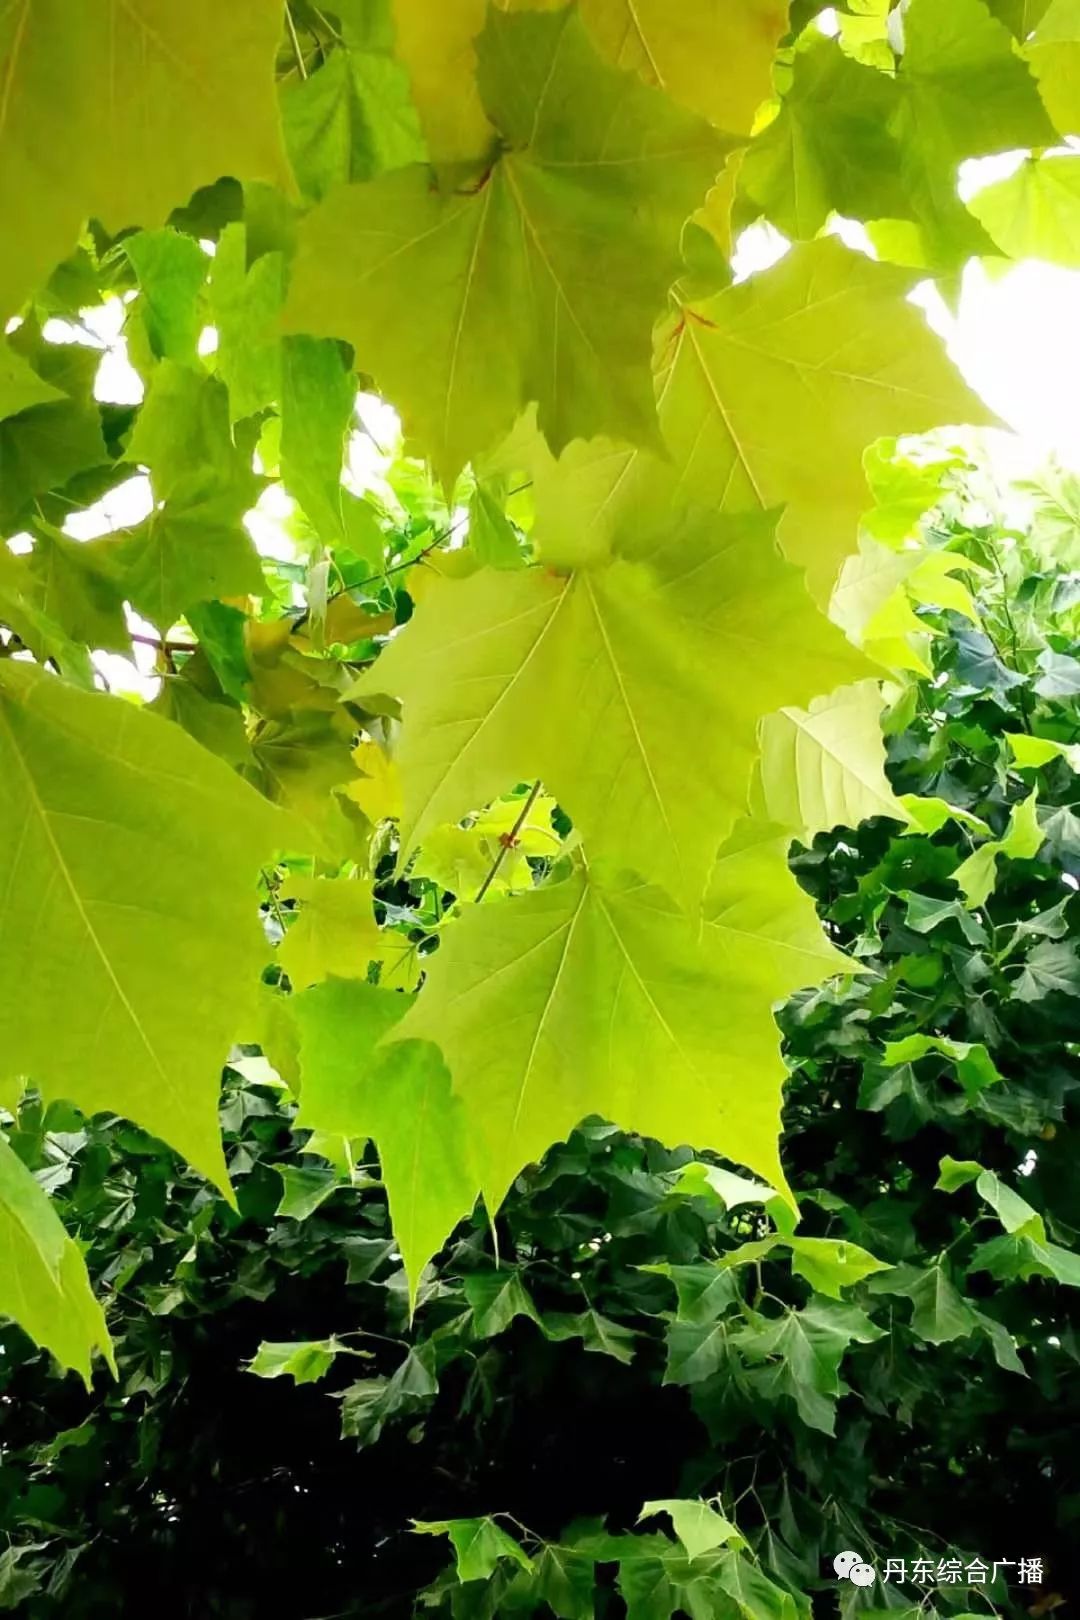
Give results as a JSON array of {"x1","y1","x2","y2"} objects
[
  {"x1": 1, "y1": 453, "x2": 1079, "y2": 1618},
  {"x1": 0, "y1": 0, "x2": 1076, "y2": 1404}
]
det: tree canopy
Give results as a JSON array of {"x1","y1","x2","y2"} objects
[{"x1": 2, "y1": 2, "x2": 1080, "y2": 1616}]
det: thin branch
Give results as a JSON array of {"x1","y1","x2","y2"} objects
[
  {"x1": 129, "y1": 631, "x2": 194, "y2": 656},
  {"x1": 261, "y1": 867, "x2": 287, "y2": 936},
  {"x1": 475, "y1": 780, "x2": 543, "y2": 903},
  {"x1": 301, "y1": 480, "x2": 534, "y2": 627},
  {"x1": 310, "y1": 5, "x2": 345, "y2": 42},
  {"x1": 284, "y1": 3, "x2": 308, "y2": 78}
]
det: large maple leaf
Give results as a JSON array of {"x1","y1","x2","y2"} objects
[
  {"x1": 525, "y1": 238, "x2": 993, "y2": 602},
  {"x1": 0, "y1": 0, "x2": 289, "y2": 318},
  {"x1": 352, "y1": 508, "x2": 869, "y2": 907},
  {"x1": 0, "y1": 663, "x2": 284, "y2": 1189},
  {"x1": 385, "y1": 824, "x2": 851, "y2": 1225},
  {"x1": 283, "y1": 5, "x2": 727, "y2": 485}
]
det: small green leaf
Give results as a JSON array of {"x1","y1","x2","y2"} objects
[
  {"x1": 543, "y1": 1309, "x2": 638, "y2": 1364},
  {"x1": 124, "y1": 227, "x2": 209, "y2": 367},
  {"x1": 882, "y1": 1034, "x2": 1003, "y2": 1099},
  {"x1": 1013, "y1": 939, "x2": 1080, "y2": 1000},
  {"x1": 786, "y1": 1237, "x2": 890, "y2": 1298},
  {"x1": 674, "y1": 1162, "x2": 777, "y2": 1211},
  {"x1": 935, "y1": 1155, "x2": 985, "y2": 1192},
  {"x1": 281, "y1": 44, "x2": 425, "y2": 202},
  {"x1": 872, "y1": 1262, "x2": 979, "y2": 1343},
  {"x1": 464, "y1": 1270, "x2": 541, "y2": 1339},
  {"x1": 412, "y1": 1517, "x2": 534, "y2": 1583},
  {"x1": 638, "y1": 1499, "x2": 743, "y2": 1562},
  {"x1": 975, "y1": 1169, "x2": 1046, "y2": 1239},
  {"x1": 275, "y1": 1164, "x2": 339, "y2": 1220},
  {"x1": 247, "y1": 1338, "x2": 343, "y2": 1385}
]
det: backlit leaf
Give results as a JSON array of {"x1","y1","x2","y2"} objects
[
  {"x1": 114, "y1": 363, "x2": 263, "y2": 627},
  {"x1": 387, "y1": 842, "x2": 848, "y2": 1219},
  {"x1": 284, "y1": 6, "x2": 727, "y2": 485},
  {"x1": 353, "y1": 510, "x2": 868, "y2": 907},
  {"x1": 0, "y1": 1132, "x2": 113, "y2": 1384},
  {"x1": 528, "y1": 240, "x2": 990, "y2": 601},
  {"x1": 0, "y1": 0, "x2": 289, "y2": 318},
  {"x1": 754, "y1": 683, "x2": 910, "y2": 838},
  {"x1": 293, "y1": 979, "x2": 479, "y2": 1299},
  {"x1": 0, "y1": 661, "x2": 282, "y2": 1190}
]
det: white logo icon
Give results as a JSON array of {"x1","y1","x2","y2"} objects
[{"x1": 834, "y1": 1551, "x2": 875, "y2": 1587}]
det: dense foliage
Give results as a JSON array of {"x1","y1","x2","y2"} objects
[
  {"x1": 4, "y1": 1, "x2": 1080, "y2": 1616},
  {"x1": 2, "y1": 452, "x2": 1079, "y2": 1619}
]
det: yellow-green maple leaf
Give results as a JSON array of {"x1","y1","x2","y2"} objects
[
  {"x1": 390, "y1": 0, "x2": 785, "y2": 164},
  {"x1": 412, "y1": 793, "x2": 561, "y2": 902},
  {"x1": 277, "y1": 875, "x2": 384, "y2": 988},
  {"x1": 0, "y1": 0, "x2": 289, "y2": 318},
  {"x1": 352, "y1": 509, "x2": 869, "y2": 907},
  {"x1": 387, "y1": 826, "x2": 851, "y2": 1220},
  {"x1": 753, "y1": 682, "x2": 911, "y2": 838},
  {"x1": 525, "y1": 239, "x2": 992, "y2": 602},
  {"x1": 1027, "y1": 0, "x2": 1080, "y2": 136},
  {"x1": 246, "y1": 710, "x2": 368, "y2": 862},
  {"x1": 113, "y1": 364, "x2": 264, "y2": 629},
  {"x1": 968, "y1": 153, "x2": 1080, "y2": 265},
  {"x1": 0, "y1": 1132, "x2": 114, "y2": 1383},
  {"x1": 294, "y1": 979, "x2": 479, "y2": 1302},
  {"x1": 0, "y1": 662, "x2": 283, "y2": 1190},
  {"x1": 568, "y1": 0, "x2": 790, "y2": 134},
  {"x1": 284, "y1": 5, "x2": 727, "y2": 486},
  {"x1": 345, "y1": 739, "x2": 403, "y2": 824}
]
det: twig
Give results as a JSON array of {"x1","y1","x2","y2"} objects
[
  {"x1": 299, "y1": 480, "x2": 534, "y2": 630},
  {"x1": 475, "y1": 780, "x2": 542, "y2": 902},
  {"x1": 988, "y1": 539, "x2": 1033, "y2": 733},
  {"x1": 261, "y1": 867, "x2": 287, "y2": 935},
  {"x1": 310, "y1": 4, "x2": 344, "y2": 41},
  {"x1": 129, "y1": 631, "x2": 194, "y2": 656},
  {"x1": 284, "y1": 3, "x2": 308, "y2": 78}
]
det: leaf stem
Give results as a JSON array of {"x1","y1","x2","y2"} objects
[
  {"x1": 285, "y1": 3, "x2": 308, "y2": 78},
  {"x1": 474, "y1": 781, "x2": 543, "y2": 903},
  {"x1": 129, "y1": 631, "x2": 193, "y2": 656},
  {"x1": 305, "y1": 480, "x2": 534, "y2": 628}
]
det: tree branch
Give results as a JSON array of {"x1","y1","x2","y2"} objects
[{"x1": 475, "y1": 780, "x2": 543, "y2": 903}]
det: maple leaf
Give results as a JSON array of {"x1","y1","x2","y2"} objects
[
  {"x1": 753, "y1": 682, "x2": 911, "y2": 838},
  {"x1": 1027, "y1": 0, "x2": 1080, "y2": 137},
  {"x1": 741, "y1": 0, "x2": 1053, "y2": 270},
  {"x1": 0, "y1": 1133, "x2": 113, "y2": 1383},
  {"x1": 284, "y1": 5, "x2": 727, "y2": 485},
  {"x1": 0, "y1": 339, "x2": 64, "y2": 419},
  {"x1": 390, "y1": 0, "x2": 786, "y2": 165},
  {"x1": 733, "y1": 1298, "x2": 882, "y2": 1434},
  {"x1": 124, "y1": 228, "x2": 209, "y2": 369},
  {"x1": 352, "y1": 508, "x2": 869, "y2": 907},
  {"x1": 968, "y1": 153, "x2": 1080, "y2": 265},
  {"x1": 0, "y1": 0, "x2": 290, "y2": 318},
  {"x1": 293, "y1": 979, "x2": 480, "y2": 1302},
  {"x1": 277, "y1": 875, "x2": 384, "y2": 988},
  {"x1": 113, "y1": 364, "x2": 264, "y2": 628},
  {"x1": 281, "y1": 39, "x2": 426, "y2": 202},
  {"x1": 525, "y1": 239, "x2": 991, "y2": 602},
  {"x1": 0, "y1": 327, "x2": 107, "y2": 533},
  {"x1": 0, "y1": 661, "x2": 283, "y2": 1190},
  {"x1": 23, "y1": 524, "x2": 130, "y2": 656},
  {"x1": 386, "y1": 831, "x2": 850, "y2": 1222},
  {"x1": 573, "y1": 0, "x2": 789, "y2": 133},
  {"x1": 208, "y1": 224, "x2": 286, "y2": 423}
]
